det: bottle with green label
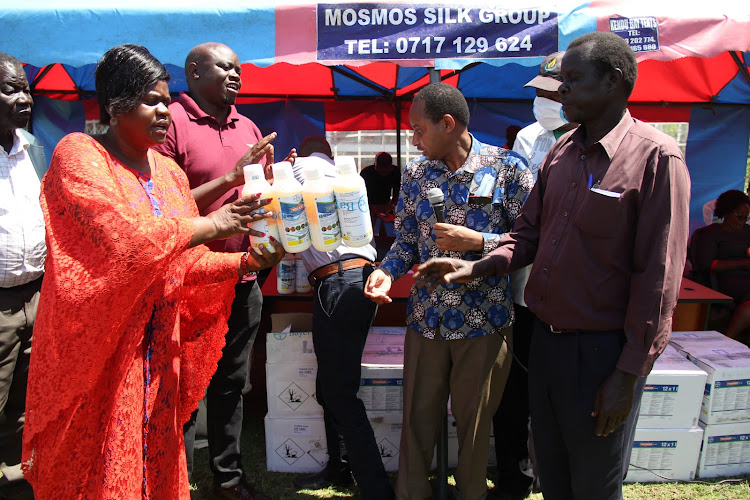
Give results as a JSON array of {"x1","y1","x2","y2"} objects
[
  {"x1": 333, "y1": 156, "x2": 373, "y2": 247},
  {"x1": 241, "y1": 163, "x2": 280, "y2": 253},
  {"x1": 302, "y1": 162, "x2": 342, "y2": 252},
  {"x1": 268, "y1": 161, "x2": 311, "y2": 253}
]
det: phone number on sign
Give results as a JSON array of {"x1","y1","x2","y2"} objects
[{"x1": 343, "y1": 35, "x2": 533, "y2": 56}]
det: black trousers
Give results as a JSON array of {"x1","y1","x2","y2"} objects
[
  {"x1": 184, "y1": 280, "x2": 262, "y2": 487},
  {"x1": 312, "y1": 264, "x2": 394, "y2": 500},
  {"x1": 492, "y1": 305, "x2": 535, "y2": 494},
  {"x1": 528, "y1": 318, "x2": 637, "y2": 500}
]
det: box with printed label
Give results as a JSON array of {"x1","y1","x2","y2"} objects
[
  {"x1": 624, "y1": 427, "x2": 703, "y2": 482},
  {"x1": 267, "y1": 313, "x2": 315, "y2": 364},
  {"x1": 359, "y1": 363, "x2": 404, "y2": 413},
  {"x1": 265, "y1": 413, "x2": 459, "y2": 473},
  {"x1": 264, "y1": 415, "x2": 329, "y2": 473},
  {"x1": 669, "y1": 331, "x2": 747, "y2": 354},
  {"x1": 669, "y1": 341, "x2": 750, "y2": 424},
  {"x1": 698, "y1": 421, "x2": 750, "y2": 478},
  {"x1": 266, "y1": 362, "x2": 323, "y2": 417},
  {"x1": 266, "y1": 315, "x2": 405, "y2": 364},
  {"x1": 637, "y1": 344, "x2": 707, "y2": 428},
  {"x1": 364, "y1": 327, "x2": 406, "y2": 364}
]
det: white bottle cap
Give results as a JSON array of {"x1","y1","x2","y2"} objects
[
  {"x1": 335, "y1": 156, "x2": 358, "y2": 176},
  {"x1": 272, "y1": 161, "x2": 293, "y2": 181},
  {"x1": 243, "y1": 163, "x2": 264, "y2": 183},
  {"x1": 304, "y1": 163, "x2": 322, "y2": 181}
]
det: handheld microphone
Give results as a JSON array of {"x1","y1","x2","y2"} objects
[{"x1": 427, "y1": 187, "x2": 446, "y2": 223}]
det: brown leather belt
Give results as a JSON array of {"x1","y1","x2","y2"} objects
[{"x1": 308, "y1": 258, "x2": 374, "y2": 287}]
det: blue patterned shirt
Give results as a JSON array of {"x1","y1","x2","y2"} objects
[{"x1": 380, "y1": 135, "x2": 533, "y2": 340}]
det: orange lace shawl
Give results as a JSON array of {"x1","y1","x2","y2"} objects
[{"x1": 23, "y1": 133, "x2": 240, "y2": 499}]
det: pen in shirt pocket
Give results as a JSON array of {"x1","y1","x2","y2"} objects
[{"x1": 588, "y1": 174, "x2": 593, "y2": 189}]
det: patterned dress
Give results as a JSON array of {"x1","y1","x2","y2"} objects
[
  {"x1": 23, "y1": 133, "x2": 240, "y2": 499},
  {"x1": 380, "y1": 135, "x2": 533, "y2": 340}
]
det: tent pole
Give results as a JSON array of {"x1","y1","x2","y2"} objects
[{"x1": 729, "y1": 51, "x2": 750, "y2": 86}]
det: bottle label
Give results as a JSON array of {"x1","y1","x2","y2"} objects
[
  {"x1": 248, "y1": 208, "x2": 272, "y2": 250},
  {"x1": 334, "y1": 188, "x2": 373, "y2": 243},
  {"x1": 314, "y1": 193, "x2": 342, "y2": 245},
  {"x1": 277, "y1": 260, "x2": 296, "y2": 292},
  {"x1": 278, "y1": 194, "x2": 310, "y2": 247},
  {"x1": 295, "y1": 261, "x2": 311, "y2": 292}
]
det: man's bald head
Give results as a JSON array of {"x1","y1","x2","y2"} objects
[
  {"x1": 184, "y1": 42, "x2": 234, "y2": 73},
  {"x1": 184, "y1": 42, "x2": 242, "y2": 115}
]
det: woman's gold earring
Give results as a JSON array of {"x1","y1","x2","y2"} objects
[{"x1": 110, "y1": 116, "x2": 118, "y2": 126}]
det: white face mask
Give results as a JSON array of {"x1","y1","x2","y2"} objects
[{"x1": 533, "y1": 96, "x2": 568, "y2": 131}]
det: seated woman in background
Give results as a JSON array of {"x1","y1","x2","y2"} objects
[
  {"x1": 22, "y1": 44, "x2": 284, "y2": 499},
  {"x1": 691, "y1": 189, "x2": 750, "y2": 343}
]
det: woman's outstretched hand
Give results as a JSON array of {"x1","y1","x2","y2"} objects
[{"x1": 190, "y1": 194, "x2": 274, "y2": 247}]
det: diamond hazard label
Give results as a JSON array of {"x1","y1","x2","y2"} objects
[
  {"x1": 378, "y1": 438, "x2": 399, "y2": 465},
  {"x1": 278, "y1": 383, "x2": 309, "y2": 410},
  {"x1": 276, "y1": 438, "x2": 304, "y2": 465}
]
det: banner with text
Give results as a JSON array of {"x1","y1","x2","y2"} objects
[
  {"x1": 609, "y1": 16, "x2": 660, "y2": 53},
  {"x1": 317, "y1": 4, "x2": 558, "y2": 61}
]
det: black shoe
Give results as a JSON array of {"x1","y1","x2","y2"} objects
[
  {"x1": 293, "y1": 463, "x2": 353, "y2": 490},
  {"x1": 208, "y1": 477, "x2": 270, "y2": 500}
]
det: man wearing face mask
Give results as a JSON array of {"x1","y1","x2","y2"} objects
[{"x1": 491, "y1": 52, "x2": 576, "y2": 500}]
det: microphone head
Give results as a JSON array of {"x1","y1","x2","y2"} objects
[{"x1": 426, "y1": 187, "x2": 444, "y2": 205}]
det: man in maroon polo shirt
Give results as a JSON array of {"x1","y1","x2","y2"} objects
[
  {"x1": 155, "y1": 42, "x2": 289, "y2": 500},
  {"x1": 414, "y1": 32, "x2": 691, "y2": 500}
]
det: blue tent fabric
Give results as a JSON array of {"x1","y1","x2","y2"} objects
[
  {"x1": 716, "y1": 53, "x2": 750, "y2": 105},
  {"x1": 239, "y1": 101, "x2": 327, "y2": 160},
  {"x1": 468, "y1": 102, "x2": 534, "y2": 148},
  {"x1": 685, "y1": 107, "x2": 750, "y2": 234},
  {"x1": 30, "y1": 96, "x2": 85, "y2": 166},
  {"x1": 3, "y1": 1, "x2": 278, "y2": 67}
]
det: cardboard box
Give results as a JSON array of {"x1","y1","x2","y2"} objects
[
  {"x1": 359, "y1": 364, "x2": 404, "y2": 413},
  {"x1": 698, "y1": 421, "x2": 750, "y2": 478},
  {"x1": 669, "y1": 331, "x2": 747, "y2": 354},
  {"x1": 264, "y1": 415, "x2": 329, "y2": 473},
  {"x1": 624, "y1": 427, "x2": 703, "y2": 482},
  {"x1": 266, "y1": 313, "x2": 315, "y2": 364},
  {"x1": 266, "y1": 362, "x2": 323, "y2": 417},
  {"x1": 637, "y1": 344, "x2": 707, "y2": 428},
  {"x1": 266, "y1": 315, "x2": 405, "y2": 364},
  {"x1": 669, "y1": 341, "x2": 750, "y2": 425},
  {"x1": 265, "y1": 413, "x2": 407, "y2": 472},
  {"x1": 265, "y1": 412, "x2": 498, "y2": 473}
]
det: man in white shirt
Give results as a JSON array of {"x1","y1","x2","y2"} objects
[
  {"x1": 290, "y1": 137, "x2": 394, "y2": 500},
  {"x1": 0, "y1": 51, "x2": 47, "y2": 500}
]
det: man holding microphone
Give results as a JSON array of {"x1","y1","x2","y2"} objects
[{"x1": 365, "y1": 83, "x2": 533, "y2": 500}]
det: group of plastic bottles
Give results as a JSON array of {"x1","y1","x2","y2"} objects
[
  {"x1": 240, "y1": 157, "x2": 373, "y2": 254},
  {"x1": 275, "y1": 253, "x2": 310, "y2": 295}
]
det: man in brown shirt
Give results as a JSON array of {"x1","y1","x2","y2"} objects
[{"x1": 415, "y1": 32, "x2": 690, "y2": 499}]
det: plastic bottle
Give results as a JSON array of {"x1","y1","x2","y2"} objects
[
  {"x1": 241, "y1": 164, "x2": 280, "y2": 253},
  {"x1": 295, "y1": 255, "x2": 311, "y2": 293},
  {"x1": 332, "y1": 156, "x2": 373, "y2": 247},
  {"x1": 301, "y1": 162, "x2": 342, "y2": 252},
  {"x1": 276, "y1": 253, "x2": 296, "y2": 294},
  {"x1": 268, "y1": 161, "x2": 311, "y2": 253}
]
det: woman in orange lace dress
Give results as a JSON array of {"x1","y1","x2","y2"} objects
[{"x1": 22, "y1": 45, "x2": 284, "y2": 499}]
